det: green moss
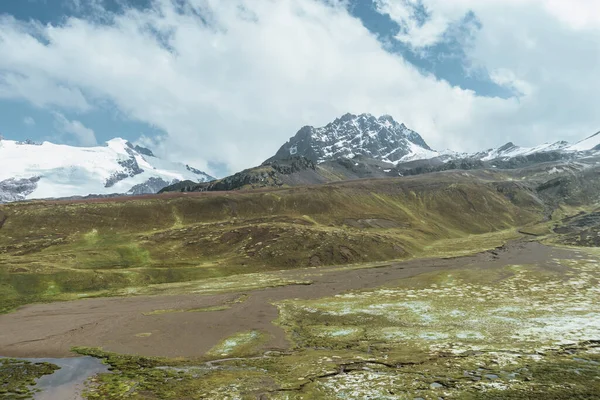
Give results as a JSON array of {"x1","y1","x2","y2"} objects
[
  {"x1": 0, "y1": 358, "x2": 59, "y2": 399},
  {"x1": 275, "y1": 258, "x2": 600, "y2": 356},
  {"x1": 72, "y1": 342, "x2": 600, "y2": 399}
]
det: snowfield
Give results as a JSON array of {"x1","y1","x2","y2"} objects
[{"x1": 0, "y1": 138, "x2": 213, "y2": 202}]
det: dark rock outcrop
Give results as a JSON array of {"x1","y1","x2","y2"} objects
[
  {"x1": 0, "y1": 177, "x2": 41, "y2": 203},
  {"x1": 105, "y1": 157, "x2": 144, "y2": 188},
  {"x1": 129, "y1": 177, "x2": 177, "y2": 195}
]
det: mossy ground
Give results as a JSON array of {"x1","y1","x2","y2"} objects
[
  {"x1": 0, "y1": 358, "x2": 59, "y2": 399},
  {"x1": 73, "y1": 341, "x2": 600, "y2": 399},
  {"x1": 276, "y1": 260, "x2": 600, "y2": 354},
  {"x1": 68, "y1": 255, "x2": 599, "y2": 399}
]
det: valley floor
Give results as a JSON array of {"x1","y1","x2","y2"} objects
[{"x1": 1, "y1": 240, "x2": 598, "y2": 399}]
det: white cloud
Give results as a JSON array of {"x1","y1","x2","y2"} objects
[
  {"x1": 23, "y1": 116, "x2": 36, "y2": 126},
  {"x1": 489, "y1": 69, "x2": 534, "y2": 97},
  {"x1": 379, "y1": 0, "x2": 600, "y2": 34},
  {"x1": 0, "y1": 16, "x2": 92, "y2": 111},
  {"x1": 0, "y1": 72, "x2": 91, "y2": 111},
  {"x1": 539, "y1": 0, "x2": 600, "y2": 30},
  {"x1": 368, "y1": 0, "x2": 600, "y2": 144},
  {"x1": 375, "y1": 0, "x2": 462, "y2": 48},
  {"x1": 0, "y1": 0, "x2": 598, "y2": 173},
  {"x1": 53, "y1": 112, "x2": 98, "y2": 146}
]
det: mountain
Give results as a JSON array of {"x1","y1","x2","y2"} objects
[
  {"x1": 160, "y1": 154, "x2": 412, "y2": 193},
  {"x1": 0, "y1": 138, "x2": 214, "y2": 203},
  {"x1": 470, "y1": 141, "x2": 570, "y2": 161},
  {"x1": 267, "y1": 113, "x2": 438, "y2": 164},
  {"x1": 464, "y1": 131, "x2": 600, "y2": 163},
  {"x1": 162, "y1": 115, "x2": 600, "y2": 195},
  {"x1": 6, "y1": 114, "x2": 599, "y2": 202},
  {"x1": 267, "y1": 113, "x2": 600, "y2": 169}
]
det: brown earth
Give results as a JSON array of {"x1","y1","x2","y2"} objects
[{"x1": 0, "y1": 241, "x2": 575, "y2": 359}]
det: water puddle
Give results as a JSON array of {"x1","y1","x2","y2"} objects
[
  {"x1": 1, "y1": 356, "x2": 109, "y2": 400},
  {"x1": 35, "y1": 356, "x2": 108, "y2": 400}
]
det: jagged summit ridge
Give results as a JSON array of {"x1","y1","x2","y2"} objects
[{"x1": 268, "y1": 113, "x2": 438, "y2": 164}]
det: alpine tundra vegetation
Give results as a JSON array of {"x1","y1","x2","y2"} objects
[{"x1": 1, "y1": 154, "x2": 600, "y2": 397}]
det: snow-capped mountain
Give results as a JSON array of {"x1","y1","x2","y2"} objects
[
  {"x1": 268, "y1": 112, "x2": 600, "y2": 169},
  {"x1": 467, "y1": 132, "x2": 600, "y2": 163},
  {"x1": 267, "y1": 113, "x2": 438, "y2": 165},
  {"x1": 471, "y1": 141, "x2": 571, "y2": 161},
  {"x1": 0, "y1": 138, "x2": 214, "y2": 203}
]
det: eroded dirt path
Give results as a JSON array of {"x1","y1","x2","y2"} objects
[{"x1": 0, "y1": 241, "x2": 575, "y2": 358}]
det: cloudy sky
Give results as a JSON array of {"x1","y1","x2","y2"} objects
[{"x1": 0, "y1": 0, "x2": 599, "y2": 176}]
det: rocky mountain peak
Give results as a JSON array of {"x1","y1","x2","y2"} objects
[
  {"x1": 267, "y1": 113, "x2": 437, "y2": 164},
  {"x1": 498, "y1": 142, "x2": 517, "y2": 152},
  {"x1": 336, "y1": 112, "x2": 357, "y2": 123}
]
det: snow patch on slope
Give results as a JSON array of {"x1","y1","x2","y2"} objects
[
  {"x1": 472, "y1": 132, "x2": 600, "y2": 163},
  {"x1": 569, "y1": 132, "x2": 600, "y2": 152},
  {"x1": 477, "y1": 141, "x2": 570, "y2": 161},
  {"x1": 398, "y1": 141, "x2": 440, "y2": 163}
]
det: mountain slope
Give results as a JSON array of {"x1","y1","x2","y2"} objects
[
  {"x1": 471, "y1": 141, "x2": 571, "y2": 161},
  {"x1": 568, "y1": 131, "x2": 600, "y2": 152},
  {"x1": 267, "y1": 113, "x2": 438, "y2": 164},
  {"x1": 162, "y1": 136, "x2": 600, "y2": 196},
  {"x1": 0, "y1": 138, "x2": 214, "y2": 202},
  {"x1": 467, "y1": 132, "x2": 600, "y2": 163},
  {"x1": 160, "y1": 155, "x2": 401, "y2": 193}
]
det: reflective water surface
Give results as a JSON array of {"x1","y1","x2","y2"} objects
[
  {"x1": 33, "y1": 356, "x2": 108, "y2": 400},
  {"x1": 0, "y1": 356, "x2": 109, "y2": 400}
]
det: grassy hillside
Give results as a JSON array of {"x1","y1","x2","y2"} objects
[{"x1": 0, "y1": 172, "x2": 547, "y2": 312}]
